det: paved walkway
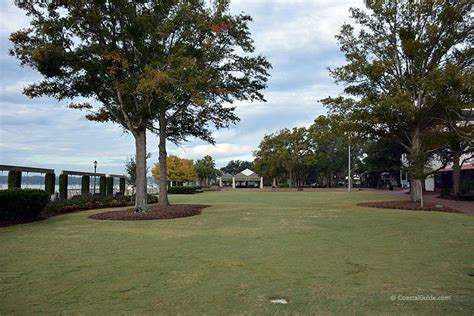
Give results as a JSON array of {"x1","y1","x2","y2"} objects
[{"x1": 363, "y1": 188, "x2": 474, "y2": 216}]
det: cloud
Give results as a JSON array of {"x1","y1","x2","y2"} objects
[{"x1": 0, "y1": 1, "x2": 30, "y2": 36}]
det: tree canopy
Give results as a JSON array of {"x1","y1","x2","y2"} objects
[
  {"x1": 194, "y1": 155, "x2": 219, "y2": 185},
  {"x1": 321, "y1": 0, "x2": 473, "y2": 202},
  {"x1": 10, "y1": 0, "x2": 271, "y2": 208},
  {"x1": 152, "y1": 155, "x2": 197, "y2": 183},
  {"x1": 220, "y1": 160, "x2": 254, "y2": 175}
]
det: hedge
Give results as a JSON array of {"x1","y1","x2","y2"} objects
[
  {"x1": 81, "y1": 175, "x2": 90, "y2": 195},
  {"x1": 168, "y1": 186, "x2": 196, "y2": 194},
  {"x1": 0, "y1": 188, "x2": 50, "y2": 220},
  {"x1": 106, "y1": 177, "x2": 114, "y2": 196},
  {"x1": 119, "y1": 177, "x2": 126, "y2": 195},
  {"x1": 59, "y1": 174, "x2": 68, "y2": 200},
  {"x1": 99, "y1": 176, "x2": 107, "y2": 196},
  {"x1": 44, "y1": 173, "x2": 55, "y2": 195},
  {"x1": 45, "y1": 194, "x2": 158, "y2": 214},
  {"x1": 8, "y1": 170, "x2": 22, "y2": 189}
]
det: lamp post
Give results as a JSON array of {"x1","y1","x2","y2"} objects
[{"x1": 93, "y1": 160, "x2": 97, "y2": 194}]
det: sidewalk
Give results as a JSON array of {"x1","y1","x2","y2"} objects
[{"x1": 363, "y1": 189, "x2": 474, "y2": 216}]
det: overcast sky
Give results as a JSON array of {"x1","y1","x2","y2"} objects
[{"x1": 0, "y1": 0, "x2": 362, "y2": 175}]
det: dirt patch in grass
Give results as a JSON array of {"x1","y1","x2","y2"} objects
[
  {"x1": 357, "y1": 200, "x2": 461, "y2": 213},
  {"x1": 89, "y1": 204, "x2": 210, "y2": 221}
]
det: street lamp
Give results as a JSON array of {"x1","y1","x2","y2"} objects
[{"x1": 93, "y1": 160, "x2": 97, "y2": 194}]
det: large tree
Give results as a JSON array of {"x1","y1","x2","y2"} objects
[
  {"x1": 254, "y1": 128, "x2": 309, "y2": 187},
  {"x1": 194, "y1": 155, "x2": 219, "y2": 186},
  {"x1": 307, "y1": 115, "x2": 352, "y2": 188},
  {"x1": 322, "y1": 1, "x2": 472, "y2": 202},
  {"x1": 152, "y1": 155, "x2": 197, "y2": 185},
  {"x1": 10, "y1": 0, "x2": 270, "y2": 210},
  {"x1": 220, "y1": 160, "x2": 254, "y2": 175}
]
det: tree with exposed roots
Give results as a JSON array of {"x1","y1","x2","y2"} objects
[{"x1": 10, "y1": 0, "x2": 270, "y2": 210}]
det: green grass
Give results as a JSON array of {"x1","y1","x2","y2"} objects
[{"x1": 1, "y1": 191, "x2": 473, "y2": 314}]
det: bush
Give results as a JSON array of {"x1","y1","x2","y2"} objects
[
  {"x1": 0, "y1": 189, "x2": 50, "y2": 220},
  {"x1": 277, "y1": 183, "x2": 290, "y2": 188},
  {"x1": 59, "y1": 174, "x2": 68, "y2": 200},
  {"x1": 99, "y1": 176, "x2": 107, "y2": 196},
  {"x1": 8, "y1": 170, "x2": 22, "y2": 189},
  {"x1": 46, "y1": 195, "x2": 132, "y2": 214},
  {"x1": 168, "y1": 186, "x2": 196, "y2": 194},
  {"x1": 81, "y1": 175, "x2": 90, "y2": 195},
  {"x1": 45, "y1": 173, "x2": 55, "y2": 195},
  {"x1": 106, "y1": 177, "x2": 113, "y2": 196}
]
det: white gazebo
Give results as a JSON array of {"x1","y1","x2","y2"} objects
[{"x1": 219, "y1": 168, "x2": 263, "y2": 189}]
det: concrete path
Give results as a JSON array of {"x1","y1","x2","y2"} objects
[{"x1": 362, "y1": 188, "x2": 474, "y2": 216}]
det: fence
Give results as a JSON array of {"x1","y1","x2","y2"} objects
[{"x1": 0, "y1": 164, "x2": 126, "y2": 200}]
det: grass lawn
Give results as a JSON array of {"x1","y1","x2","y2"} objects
[{"x1": 1, "y1": 191, "x2": 473, "y2": 314}]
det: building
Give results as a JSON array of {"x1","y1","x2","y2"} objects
[{"x1": 218, "y1": 169, "x2": 263, "y2": 189}]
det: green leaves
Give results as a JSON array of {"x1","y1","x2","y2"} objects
[{"x1": 324, "y1": 1, "x2": 473, "y2": 184}]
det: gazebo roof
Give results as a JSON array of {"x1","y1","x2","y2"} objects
[
  {"x1": 221, "y1": 168, "x2": 260, "y2": 180},
  {"x1": 235, "y1": 168, "x2": 259, "y2": 178}
]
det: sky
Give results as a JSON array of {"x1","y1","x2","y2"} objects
[{"x1": 0, "y1": 0, "x2": 363, "y2": 176}]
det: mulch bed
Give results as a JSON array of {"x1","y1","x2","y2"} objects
[
  {"x1": 357, "y1": 200, "x2": 460, "y2": 213},
  {"x1": 89, "y1": 204, "x2": 210, "y2": 221}
]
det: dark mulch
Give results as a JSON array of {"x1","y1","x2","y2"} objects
[
  {"x1": 89, "y1": 204, "x2": 210, "y2": 221},
  {"x1": 357, "y1": 200, "x2": 460, "y2": 213}
]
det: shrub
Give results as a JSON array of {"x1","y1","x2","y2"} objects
[
  {"x1": 8, "y1": 170, "x2": 22, "y2": 189},
  {"x1": 81, "y1": 175, "x2": 90, "y2": 195},
  {"x1": 59, "y1": 174, "x2": 68, "y2": 200},
  {"x1": 0, "y1": 189, "x2": 50, "y2": 220},
  {"x1": 168, "y1": 186, "x2": 196, "y2": 194},
  {"x1": 277, "y1": 183, "x2": 290, "y2": 188},
  {"x1": 44, "y1": 173, "x2": 55, "y2": 195},
  {"x1": 46, "y1": 195, "x2": 132, "y2": 214},
  {"x1": 99, "y1": 176, "x2": 107, "y2": 196},
  {"x1": 106, "y1": 177, "x2": 113, "y2": 196},
  {"x1": 119, "y1": 177, "x2": 126, "y2": 195}
]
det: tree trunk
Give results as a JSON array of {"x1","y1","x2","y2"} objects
[
  {"x1": 134, "y1": 129, "x2": 148, "y2": 212},
  {"x1": 288, "y1": 169, "x2": 292, "y2": 188},
  {"x1": 409, "y1": 129, "x2": 424, "y2": 203},
  {"x1": 158, "y1": 112, "x2": 170, "y2": 206},
  {"x1": 411, "y1": 178, "x2": 423, "y2": 203},
  {"x1": 452, "y1": 150, "x2": 461, "y2": 195}
]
